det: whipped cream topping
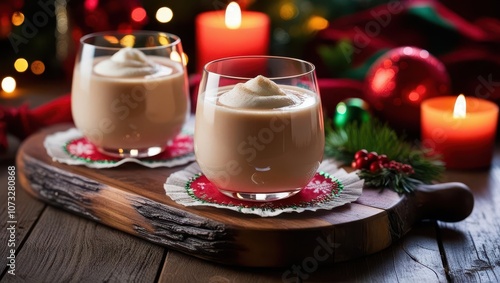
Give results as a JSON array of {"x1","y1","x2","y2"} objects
[
  {"x1": 219, "y1": 75, "x2": 299, "y2": 109},
  {"x1": 94, "y1": 47, "x2": 172, "y2": 77}
]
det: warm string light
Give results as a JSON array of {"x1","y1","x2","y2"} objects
[
  {"x1": 31, "y1": 60, "x2": 45, "y2": 75},
  {"x1": 307, "y1": 15, "x2": 329, "y2": 31},
  {"x1": 14, "y1": 58, "x2": 28, "y2": 72},
  {"x1": 156, "y1": 7, "x2": 173, "y2": 23},
  {"x1": 3, "y1": 57, "x2": 46, "y2": 97},
  {"x1": 55, "y1": 0, "x2": 70, "y2": 61},
  {"x1": 6, "y1": 3, "x2": 253, "y2": 80},
  {"x1": 280, "y1": 3, "x2": 298, "y2": 20},
  {"x1": 131, "y1": 7, "x2": 147, "y2": 23},
  {"x1": 11, "y1": 12, "x2": 24, "y2": 26},
  {"x1": 1, "y1": 77, "x2": 16, "y2": 93}
]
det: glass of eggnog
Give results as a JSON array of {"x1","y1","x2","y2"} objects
[
  {"x1": 195, "y1": 56, "x2": 324, "y2": 201},
  {"x1": 71, "y1": 31, "x2": 189, "y2": 158}
]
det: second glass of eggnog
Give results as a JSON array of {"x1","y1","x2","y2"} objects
[
  {"x1": 71, "y1": 31, "x2": 189, "y2": 158},
  {"x1": 195, "y1": 56, "x2": 324, "y2": 201}
]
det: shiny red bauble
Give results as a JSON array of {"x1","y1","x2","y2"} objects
[{"x1": 364, "y1": 46, "x2": 450, "y2": 136}]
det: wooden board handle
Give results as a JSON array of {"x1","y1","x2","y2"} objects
[{"x1": 414, "y1": 182, "x2": 474, "y2": 222}]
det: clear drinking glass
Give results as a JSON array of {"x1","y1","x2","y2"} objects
[
  {"x1": 195, "y1": 56, "x2": 324, "y2": 201},
  {"x1": 71, "y1": 31, "x2": 189, "y2": 158}
]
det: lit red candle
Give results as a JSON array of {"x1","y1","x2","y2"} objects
[
  {"x1": 195, "y1": 2, "x2": 270, "y2": 72},
  {"x1": 421, "y1": 95, "x2": 499, "y2": 169}
]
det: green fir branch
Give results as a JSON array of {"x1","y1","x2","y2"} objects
[
  {"x1": 357, "y1": 169, "x2": 423, "y2": 194},
  {"x1": 324, "y1": 119, "x2": 445, "y2": 193}
]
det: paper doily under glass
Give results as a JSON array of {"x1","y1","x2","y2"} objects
[
  {"x1": 44, "y1": 128, "x2": 195, "y2": 168},
  {"x1": 164, "y1": 160, "x2": 363, "y2": 217}
]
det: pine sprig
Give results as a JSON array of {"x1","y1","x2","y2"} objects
[
  {"x1": 357, "y1": 168, "x2": 423, "y2": 194},
  {"x1": 325, "y1": 119, "x2": 445, "y2": 193}
]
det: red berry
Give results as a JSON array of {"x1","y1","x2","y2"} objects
[
  {"x1": 401, "y1": 164, "x2": 414, "y2": 174},
  {"x1": 388, "y1": 161, "x2": 400, "y2": 170},
  {"x1": 378, "y1": 154, "x2": 389, "y2": 165},
  {"x1": 355, "y1": 157, "x2": 369, "y2": 169},
  {"x1": 377, "y1": 160, "x2": 386, "y2": 168},
  {"x1": 366, "y1": 152, "x2": 378, "y2": 162},
  {"x1": 351, "y1": 160, "x2": 358, "y2": 169},
  {"x1": 369, "y1": 161, "x2": 381, "y2": 173},
  {"x1": 354, "y1": 149, "x2": 368, "y2": 160}
]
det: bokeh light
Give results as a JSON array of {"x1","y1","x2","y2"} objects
[
  {"x1": 170, "y1": 51, "x2": 181, "y2": 62},
  {"x1": 31, "y1": 61, "x2": 45, "y2": 75},
  {"x1": 1, "y1": 77, "x2": 16, "y2": 93},
  {"x1": 181, "y1": 53, "x2": 189, "y2": 66},
  {"x1": 158, "y1": 35, "x2": 170, "y2": 46},
  {"x1": 84, "y1": 0, "x2": 99, "y2": 11},
  {"x1": 120, "y1": 35, "x2": 135, "y2": 47},
  {"x1": 170, "y1": 51, "x2": 189, "y2": 66},
  {"x1": 104, "y1": 35, "x2": 119, "y2": 44},
  {"x1": 156, "y1": 7, "x2": 173, "y2": 23},
  {"x1": 279, "y1": 3, "x2": 298, "y2": 20},
  {"x1": 307, "y1": 16, "x2": 329, "y2": 31},
  {"x1": 11, "y1": 12, "x2": 24, "y2": 26},
  {"x1": 131, "y1": 7, "x2": 147, "y2": 23},
  {"x1": 408, "y1": 91, "x2": 420, "y2": 102},
  {"x1": 14, "y1": 58, "x2": 28, "y2": 72},
  {"x1": 336, "y1": 102, "x2": 347, "y2": 114}
]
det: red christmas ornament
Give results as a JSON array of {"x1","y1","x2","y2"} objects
[{"x1": 364, "y1": 47, "x2": 450, "y2": 136}]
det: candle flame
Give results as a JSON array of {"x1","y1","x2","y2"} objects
[
  {"x1": 453, "y1": 94, "x2": 466, "y2": 118},
  {"x1": 225, "y1": 2, "x2": 241, "y2": 29}
]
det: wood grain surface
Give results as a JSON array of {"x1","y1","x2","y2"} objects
[
  {"x1": 438, "y1": 166, "x2": 500, "y2": 282},
  {"x1": 16, "y1": 125, "x2": 474, "y2": 268}
]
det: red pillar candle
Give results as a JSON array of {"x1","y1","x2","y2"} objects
[
  {"x1": 421, "y1": 95, "x2": 499, "y2": 169},
  {"x1": 195, "y1": 2, "x2": 270, "y2": 72}
]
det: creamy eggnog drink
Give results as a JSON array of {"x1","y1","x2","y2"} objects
[
  {"x1": 195, "y1": 75, "x2": 324, "y2": 200},
  {"x1": 72, "y1": 45, "x2": 189, "y2": 157}
]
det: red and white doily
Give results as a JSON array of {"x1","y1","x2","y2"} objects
[
  {"x1": 164, "y1": 160, "x2": 363, "y2": 217},
  {"x1": 44, "y1": 128, "x2": 194, "y2": 168}
]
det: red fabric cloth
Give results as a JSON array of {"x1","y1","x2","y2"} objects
[{"x1": 0, "y1": 95, "x2": 73, "y2": 153}]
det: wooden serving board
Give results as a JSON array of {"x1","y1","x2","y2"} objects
[{"x1": 16, "y1": 125, "x2": 474, "y2": 267}]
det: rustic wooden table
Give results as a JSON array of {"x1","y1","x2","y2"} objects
[{"x1": 1, "y1": 85, "x2": 499, "y2": 282}]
